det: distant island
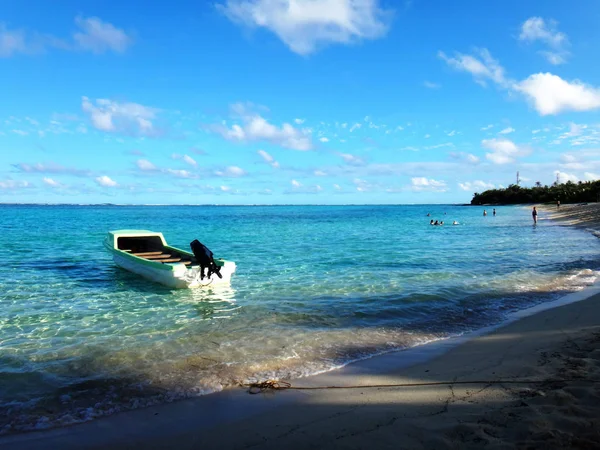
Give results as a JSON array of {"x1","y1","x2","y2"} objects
[{"x1": 471, "y1": 180, "x2": 600, "y2": 205}]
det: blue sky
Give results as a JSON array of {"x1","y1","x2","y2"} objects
[{"x1": 1, "y1": 0, "x2": 600, "y2": 204}]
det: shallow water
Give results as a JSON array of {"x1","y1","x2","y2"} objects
[{"x1": 1, "y1": 204, "x2": 599, "y2": 433}]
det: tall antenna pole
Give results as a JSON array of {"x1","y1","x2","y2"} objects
[
  {"x1": 516, "y1": 171, "x2": 520, "y2": 185},
  {"x1": 556, "y1": 172, "x2": 560, "y2": 185}
]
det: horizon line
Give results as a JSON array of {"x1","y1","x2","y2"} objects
[{"x1": 0, "y1": 202, "x2": 473, "y2": 207}]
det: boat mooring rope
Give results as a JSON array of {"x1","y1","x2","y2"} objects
[{"x1": 240, "y1": 378, "x2": 600, "y2": 394}]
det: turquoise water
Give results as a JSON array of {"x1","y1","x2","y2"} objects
[{"x1": 1, "y1": 204, "x2": 599, "y2": 433}]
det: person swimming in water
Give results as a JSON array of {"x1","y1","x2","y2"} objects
[
  {"x1": 430, "y1": 219, "x2": 434, "y2": 225},
  {"x1": 453, "y1": 220, "x2": 459, "y2": 225},
  {"x1": 434, "y1": 220, "x2": 439, "y2": 225}
]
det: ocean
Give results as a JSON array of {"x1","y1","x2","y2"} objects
[{"x1": 1, "y1": 204, "x2": 599, "y2": 433}]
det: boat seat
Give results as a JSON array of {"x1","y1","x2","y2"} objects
[
  {"x1": 132, "y1": 251, "x2": 163, "y2": 256},
  {"x1": 160, "y1": 258, "x2": 182, "y2": 263},
  {"x1": 143, "y1": 254, "x2": 173, "y2": 260}
]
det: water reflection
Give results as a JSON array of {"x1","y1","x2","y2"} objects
[{"x1": 173, "y1": 284, "x2": 240, "y2": 320}]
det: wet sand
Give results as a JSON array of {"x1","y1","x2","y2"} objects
[
  {"x1": 3, "y1": 204, "x2": 600, "y2": 450},
  {"x1": 539, "y1": 202, "x2": 600, "y2": 231}
]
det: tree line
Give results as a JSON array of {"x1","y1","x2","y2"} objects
[{"x1": 470, "y1": 180, "x2": 600, "y2": 205}]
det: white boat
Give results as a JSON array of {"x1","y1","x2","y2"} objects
[{"x1": 104, "y1": 230, "x2": 236, "y2": 289}]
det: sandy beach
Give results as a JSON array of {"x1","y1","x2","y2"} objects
[
  {"x1": 539, "y1": 202, "x2": 600, "y2": 232},
  {"x1": 3, "y1": 205, "x2": 600, "y2": 450}
]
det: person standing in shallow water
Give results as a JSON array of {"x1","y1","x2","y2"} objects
[
  {"x1": 532, "y1": 206, "x2": 538, "y2": 224},
  {"x1": 493, "y1": 208, "x2": 496, "y2": 216},
  {"x1": 483, "y1": 209, "x2": 487, "y2": 216}
]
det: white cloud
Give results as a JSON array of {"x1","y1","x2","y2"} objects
[
  {"x1": 566, "y1": 122, "x2": 586, "y2": 137},
  {"x1": 182, "y1": 155, "x2": 197, "y2": 167},
  {"x1": 442, "y1": 47, "x2": 600, "y2": 116},
  {"x1": 449, "y1": 152, "x2": 480, "y2": 164},
  {"x1": 353, "y1": 178, "x2": 373, "y2": 192},
  {"x1": 519, "y1": 17, "x2": 569, "y2": 65},
  {"x1": 349, "y1": 122, "x2": 362, "y2": 132},
  {"x1": 0, "y1": 24, "x2": 28, "y2": 57},
  {"x1": 96, "y1": 175, "x2": 117, "y2": 187},
  {"x1": 0, "y1": 16, "x2": 133, "y2": 57},
  {"x1": 424, "y1": 142, "x2": 454, "y2": 150},
  {"x1": 0, "y1": 179, "x2": 30, "y2": 189},
  {"x1": 12, "y1": 129, "x2": 28, "y2": 136},
  {"x1": 424, "y1": 134, "x2": 430, "y2": 139},
  {"x1": 520, "y1": 17, "x2": 566, "y2": 47},
  {"x1": 423, "y1": 81, "x2": 441, "y2": 89},
  {"x1": 466, "y1": 153, "x2": 480, "y2": 164},
  {"x1": 82, "y1": 96, "x2": 160, "y2": 136},
  {"x1": 319, "y1": 136, "x2": 329, "y2": 142},
  {"x1": 257, "y1": 149, "x2": 280, "y2": 168},
  {"x1": 514, "y1": 73, "x2": 600, "y2": 115},
  {"x1": 220, "y1": 185, "x2": 231, "y2": 192},
  {"x1": 410, "y1": 177, "x2": 447, "y2": 192},
  {"x1": 213, "y1": 107, "x2": 312, "y2": 150},
  {"x1": 314, "y1": 170, "x2": 327, "y2": 176},
  {"x1": 540, "y1": 51, "x2": 567, "y2": 66},
  {"x1": 447, "y1": 130, "x2": 456, "y2": 137},
  {"x1": 339, "y1": 152, "x2": 366, "y2": 166},
  {"x1": 333, "y1": 183, "x2": 341, "y2": 190},
  {"x1": 438, "y1": 48, "x2": 507, "y2": 87},
  {"x1": 14, "y1": 161, "x2": 89, "y2": 176},
  {"x1": 215, "y1": 166, "x2": 246, "y2": 177},
  {"x1": 136, "y1": 159, "x2": 156, "y2": 171},
  {"x1": 458, "y1": 180, "x2": 495, "y2": 191},
  {"x1": 560, "y1": 153, "x2": 578, "y2": 164},
  {"x1": 171, "y1": 154, "x2": 197, "y2": 167},
  {"x1": 584, "y1": 172, "x2": 600, "y2": 181},
  {"x1": 166, "y1": 169, "x2": 195, "y2": 179},
  {"x1": 220, "y1": 0, "x2": 391, "y2": 55},
  {"x1": 291, "y1": 179, "x2": 302, "y2": 187},
  {"x1": 556, "y1": 122, "x2": 588, "y2": 143},
  {"x1": 482, "y1": 138, "x2": 527, "y2": 164},
  {"x1": 554, "y1": 170, "x2": 578, "y2": 183},
  {"x1": 294, "y1": 118, "x2": 305, "y2": 124},
  {"x1": 43, "y1": 177, "x2": 61, "y2": 187},
  {"x1": 481, "y1": 124, "x2": 493, "y2": 131},
  {"x1": 498, "y1": 127, "x2": 515, "y2": 134},
  {"x1": 73, "y1": 16, "x2": 133, "y2": 54}
]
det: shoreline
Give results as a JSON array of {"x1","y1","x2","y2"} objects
[
  {"x1": 4, "y1": 286, "x2": 600, "y2": 449},
  {"x1": 539, "y1": 202, "x2": 600, "y2": 232},
  {"x1": 3, "y1": 204, "x2": 600, "y2": 448}
]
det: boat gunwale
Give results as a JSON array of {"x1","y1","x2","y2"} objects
[{"x1": 105, "y1": 238, "x2": 226, "y2": 272}]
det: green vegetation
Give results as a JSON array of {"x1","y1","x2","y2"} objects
[{"x1": 471, "y1": 180, "x2": 600, "y2": 205}]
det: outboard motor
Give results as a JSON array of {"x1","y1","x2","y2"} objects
[{"x1": 190, "y1": 239, "x2": 223, "y2": 280}]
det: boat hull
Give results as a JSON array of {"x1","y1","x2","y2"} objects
[
  {"x1": 104, "y1": 230, "x2": 236, "y2": 289},
  {"x1": 112, "y1": 252, "x2": 236, "y2": 289}
]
